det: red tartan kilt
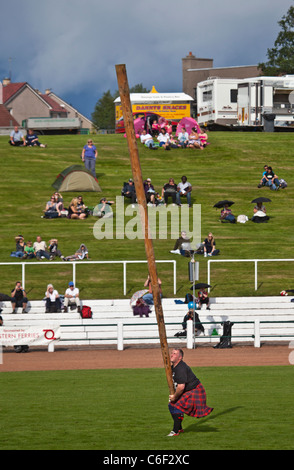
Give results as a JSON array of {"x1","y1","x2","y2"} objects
[{"x1": 170, "y1": 383, "x2": 213, "y2": 418}]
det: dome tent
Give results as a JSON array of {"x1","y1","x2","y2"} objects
[{"x1": 52, "y1": 165, "x2": 102, "y2": 192}]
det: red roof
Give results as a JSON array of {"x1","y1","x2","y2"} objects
[
  {"x1": 0, "y1": 104, "x2": 19, "y2": 126},
  {"x1": 40, "y1": 94, "x2": 68, "y2": 114},
  {"x1": 3, "y1": 82, "x2": 27, "y2": 103}
]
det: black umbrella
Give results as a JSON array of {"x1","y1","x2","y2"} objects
[
  {"x1": 213, "y1": 200, "x2": 234, "y2": 208},
  {"x1": 190, "y1": 283, "x2": 211, "y2": 290},
  {"x1": 251, "y1": 197, "x2": 272, "y2": 203}
]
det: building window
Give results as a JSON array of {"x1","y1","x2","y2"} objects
[
  {"x1": 230, "y1": 89, "x2": 238, "y2": 103},
  {"x1": 203, "y1": 90, "x2": 212, "y2": 102}
]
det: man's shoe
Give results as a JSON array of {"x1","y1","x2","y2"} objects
[
  {"x1": 63, "y1": 307, "x2": 68, "y2": 313},
  {"x1": 167, "y1": 431, "x2": 180, "y2": 437},
  {"x1": 11, "y1": 309, "x2": 17, "y2": 314}
]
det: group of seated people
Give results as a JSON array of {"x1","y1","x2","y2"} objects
[
  {"x1": 43, "y1": 192, "x2": 115, "y2": 220},
  {"x1": 122, "y1": 175, "x2": 193, "y2": 208},
  {"x1": 9, "y1": 126, "x2": 47, "y2": 147},
  {"x1": 44, "y1": 281, "x2": 81, "y2": 313},
  {"x1": 6, "y1": 280, "x2": 81, "y2": 315},
  {"x1": 10, "y1": 234, "x2": 89, "y2": 261},
  {"x1": 139, "y1": 125, "x2": 208, "y2": 150},
  {"x1": 257, "y1": 164, "x2": 286, "y2": 190},
  {"x1": 219, "y1": 202, "x2": 270, "y2": 224},
  {"x1": 43, "y1": 192, "x2": 89, "y2": 219},
  {"x1": 170, "y1": 231, "x2": 220, "y2": 257}
]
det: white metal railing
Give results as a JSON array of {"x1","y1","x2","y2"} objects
[
  {"x1": 207, "y1": 258, "x2": 294, "y2": 291},
  {"x1": 0, "y1": 260, "x2": 177, "y2": 296},
  {"x1": 58, "y1": 318, "x2": 294, "y2": 351}
]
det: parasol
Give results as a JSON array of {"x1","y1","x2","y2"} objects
[
  {"x1": 130, "y1": 289, "x2": 149, "y2": 305},
  {"x1": 190, "y1": 283, "x2": 211, "y2": 290},
  {"x1": 213, "y1": 200, "x2": 234, "y2": 208},
  {"x1": 251, "y1": 197, "x2": 272, "y2": 203}
]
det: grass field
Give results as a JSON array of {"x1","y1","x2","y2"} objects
[
  {"x1": 0, "y1": 366, "x2": 293, "y2": 450},
  {"x1": 0, "y1": 131, "x2": 293, "y2": 300}
]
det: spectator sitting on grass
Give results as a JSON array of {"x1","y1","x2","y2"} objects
[
  {"x1": 258, "y1": 166, "x2": 280, "y2": 191},
  {"x1": 93, "y1": 198, "x2": 114, "y2": 218},
  {"x1": 48, "y1": 238, "x2": 65, "y2": 260},
  {"x1": 24, "y1": 240, "x2": 35, "y2": 259},
  {"x1": 33, "y1": 236, "x2": 51, "y2": 260},
  {"x1": 11, "y1": 235, "x2": 26, "y2": 258},
  {"x1": 43, "y1": 195, "x2": 62, "y2": 219},
  {"x1": 68, "y1": 197, "x2": 87, "y2": 219},
  {"x1": 26, "y1": 129, "x2": 47, "y2": 147},
  {"x1": 63, "y1": 244, "x2": 89, "y2": 261}
]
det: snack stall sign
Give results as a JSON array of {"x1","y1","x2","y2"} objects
[{"x1": 114, "y1": 91, "x2": 193, "y2": 125}]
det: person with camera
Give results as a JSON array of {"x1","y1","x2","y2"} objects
[
  {"x1": 174, "y1": 305, "x2": 205, "y2": 338},
  {"x1": 11, "y1": 281, "x2": 28, "y2": 314}
]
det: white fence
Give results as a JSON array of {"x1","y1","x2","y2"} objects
[
  {"x1": 207, "y1": 258, "x2": 294, "y2": 291},
  {"x1": 0, "y1": 260, "x2": 177, "y2": 296}
]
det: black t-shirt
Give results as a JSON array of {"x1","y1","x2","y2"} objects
[
  {"x1": 11, "y1": 288, "x2": 24, "y2": 301},
  {"x1": 172, "y1": 360, "x2": 200, "y2": 392},
  {"x1": 164, "y1": 183, "x2": 176, "y2": 193},
  {"x1": 266, "y1": 171, "x2": 274, "y2": 180},
  {"x1": 204, "y1": 238, "x2": 215, "y2": 253}
]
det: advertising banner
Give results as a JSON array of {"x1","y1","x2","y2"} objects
[
  {"x1": 115, "y1": 103, "x2": 191, "y2": 123},
  {"x1": 0, "y1": 325, "x2": 60, "y2": 347}
]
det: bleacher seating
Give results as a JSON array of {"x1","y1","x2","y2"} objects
[{"x1": 1, "y1": 295, "x2": 294, "y2": 349}]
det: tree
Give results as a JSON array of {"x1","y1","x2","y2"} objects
[
  {"x1": 92, "y1": 84, "x2": 149, "y2": 130},
  {"x1": 92, "y1": 90, "x2": 115, "y2": 130},
  {"x1": 259, "y1": 6, "x2": 294, "y2": 76}
]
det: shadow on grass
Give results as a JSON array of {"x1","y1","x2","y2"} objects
[{"x1": 184, "y1": 406, "x2": 243, "y2": 434}]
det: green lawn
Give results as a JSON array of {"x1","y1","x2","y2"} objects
[
  {"x1": 0, "y1": 131, "x2": 293, "y2": 299},
  {"x1": 0, "y1": 366, "x2": 293, "y2": 450}
]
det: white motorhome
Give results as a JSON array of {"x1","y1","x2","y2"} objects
[
  {"x1": 237, "y1": 75, "x2": 294, "y2": 129},
  {"x1": 196, "y1": 78, "x2": 243, "y2": 128}
]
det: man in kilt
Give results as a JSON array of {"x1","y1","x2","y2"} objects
[{"x1": 167, "y1": 348, "x2": 213, "y2": 436}]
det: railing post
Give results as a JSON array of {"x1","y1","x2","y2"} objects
[
  {"x1": 123, "y1": 262, "x2": 127, "y2": 296},
  {"x1": 207, "y1": 260, "x2": 211, "y2": 293},
  {"x1": 22, "y1": 263, "x2": 25, "y2": 289},
  {"x1": 173, "y1": 261, "x2": 176, "y2": 295},
  {"x1": 186, "y1": 320, "x2": 193, "y2": 349},
  {"x1": 255, "y1": 261, "x2": 258, "y2": 291},
  {"x1": 254, "y1": 319, "x2": 260, "y2": 348},
  {"x1": 72, "y1": 262, "x2": 76, "y2": 285},
  {"x1": 117, "y1": 322, "x2": 124, "y2": 350}
]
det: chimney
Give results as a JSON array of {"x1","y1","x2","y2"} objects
[
  {"x1": 2, "y1": 77, "x2": 11, "y2": 86},
  {"x1": 45, "y1": 88, "x2": 51, "y2": 95}
]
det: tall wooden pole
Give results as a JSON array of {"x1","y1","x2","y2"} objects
[{"x1": 115, "y1": 64, "x2": 174, "y2": 394}]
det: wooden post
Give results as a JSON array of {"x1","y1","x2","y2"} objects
[{"x1": 115, "y1": 64, "x2": 174, "y2": 394}]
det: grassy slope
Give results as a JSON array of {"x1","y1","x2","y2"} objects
[{"x1": 0, "y1": 131, "x2": 293, "y2": 299}]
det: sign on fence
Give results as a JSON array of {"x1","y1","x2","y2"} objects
[{"x1": 0, "y1": 325, "x2": 60, "y2": 347}]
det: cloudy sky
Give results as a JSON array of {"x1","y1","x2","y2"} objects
[{"x1": 0, "y1": 0, "x2": 292, "y2": 119}]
